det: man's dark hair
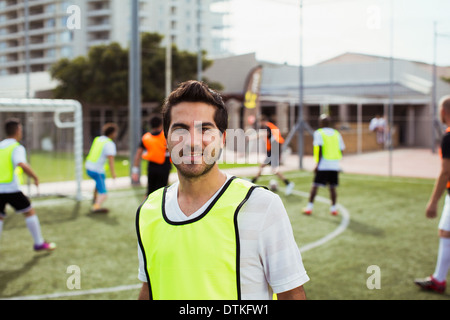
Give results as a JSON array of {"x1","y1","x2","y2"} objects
[
  {"x1": 102, "y1": 123, "x2": 118, "y2": 137},
  {"x1": 319, "y1": 114, "x2": 331, "y2": 128},
  {"x1": 5, "y1": 118, "x2": 21, "y2": 137},
  {"x1": 440, "y1": 95, "x2": 450, "y2": 113},
  {"x1": 149, "y1": 115, "x2": 163, "y2": 129},
  {"x1": 162, "y1": 80, "x2": 228, "y2": 137}
]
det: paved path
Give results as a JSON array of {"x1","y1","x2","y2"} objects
[
  {"x1": 339, "y1": 148, "x2": 440, "y2": 179},
  {"x1": 224, "y1": 148, "x2": 440, "y2": 180}
]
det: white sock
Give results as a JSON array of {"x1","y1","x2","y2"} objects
[
  {"x1": 25, "y1": 215, "x2": 44, "y2": 246},
  {"x1": 0, "y1": 219, "x2": 3, "y2": 241},
  {"x1": 433, "y1": 237, "x2": 450, "y2": 282},
  {"x1": 306, "y1": 202, "x2": 314, "y2": 210},
  {"x1": 330, "y1": 205, "x2": 337, "y2": 212}
]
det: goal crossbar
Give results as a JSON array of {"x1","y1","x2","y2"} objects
[{"x1": 0, "y1": 98, "x2": 83, "y2": 201}]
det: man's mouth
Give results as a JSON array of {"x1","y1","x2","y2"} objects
[{"x1": 180, "y1": 152, "x2": 204, "y2": 164}]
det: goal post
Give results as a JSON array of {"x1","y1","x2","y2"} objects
[{"x1": 0, "y1": 98, "x2": 83, "y2": 201}]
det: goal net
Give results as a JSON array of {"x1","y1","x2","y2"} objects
[{"x1": 0, "y1": 99, "x2": 83, "y2": 201}]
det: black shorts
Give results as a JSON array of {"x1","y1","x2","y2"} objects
[
  {"x1": 0, "y1": 192, "x2": 32, "y2": 217},
  {"x1": 313, "y1": 170, "x2": 339, "y2": 187},
  {"x1": 264, "y1": 142, "x2": 282, "y2": 168},
  {"x1": 147, "y1": 158, "x2": 172, "y2": 196}
]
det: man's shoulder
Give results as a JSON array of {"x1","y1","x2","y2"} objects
[
  {"x1": 0, "y1": 139, "x2": 21, "y2": 148},
  {"x1": 441, "y1": 132, "x2": 450, "y2": 158},
  {"x1": 442, "y1": 132, "x2": 450, "y2": 147},
  {"x1": 243, "y1": 184, "x2": 284, "y2": 209},
  {"x1": 443, "y1": 131, "x2": 450, "y2": 144}
]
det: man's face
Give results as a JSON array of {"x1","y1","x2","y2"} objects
[{"x1": 167, "y1": 102, "x2": 225, "y2": 179}]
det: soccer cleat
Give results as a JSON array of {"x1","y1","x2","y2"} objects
[
  {"x1": 331, "y1": 210, "x2": 338, "y2": 216},
  {"x1": 414, "y1": 276, "x2": 446, "y2": 294},
  {"x1": 92, "y1": 207, "x2": 109, "y2": 214},
  {"x1": 303, "y1": 208, "x2": 312, "y2": 216},
  {"x1": 91, "y1": 204, "x2": 109, "y2": 214},
  {"x1": 285, "y1": 182, "x2": 295, "y2": 196},
  {"x1": 34, "y1": 241, "x2": 56, "y2": 252}
]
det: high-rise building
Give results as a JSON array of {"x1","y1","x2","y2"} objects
[{"x1": 0, "y1": 0, "x2": 230, "y2": 76}]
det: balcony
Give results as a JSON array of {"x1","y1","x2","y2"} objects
[
  {"x1": 87, "y1": 8, "x2": 112, "y2": 18},
  {"x1": 86, "y1": 23, "x2": 111, "y2": 33}
]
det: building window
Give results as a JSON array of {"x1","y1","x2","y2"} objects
[
  {"x1": 61, "y1": 46, "x2": 73, "y2": 58},
  {"x1": 46, "y1": 19, "x2": 55, "y2": 28},
  {"x1": 60, "y1": 31, "x2": 73, "y2": 43}
]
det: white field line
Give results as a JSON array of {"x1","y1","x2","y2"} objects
[
  {"x1": 3, "y1": 184, "x2": 350, "y2": 300},
  {"x1": 1, "y1": 284, "x2": 142, "y2": 301},
  {"x1": 286, "y1": 189, "x2": 350, "y2": 253}
]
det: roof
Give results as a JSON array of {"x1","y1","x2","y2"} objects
[
  {"x1": 259, "y1": 53, "x2": 450, "y2": 104},
  {"x1": 203, "y1": 52, "x2": 259, "y2": 94}
]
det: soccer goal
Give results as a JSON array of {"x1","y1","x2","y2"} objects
[{"x1": 0, "y1": 98, "x2": 83, "y2": 201}]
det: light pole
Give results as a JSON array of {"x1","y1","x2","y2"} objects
[
  {"x1": 129, "y1": 0, "x2": 142, "y2": 182},
  {"x1": 197, "y1": 0, "x2": 203, "y2": 81},
  {"x1": 297, "y1": 0, "x2": 304, "y2": 170}
]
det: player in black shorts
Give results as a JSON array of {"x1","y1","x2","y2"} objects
[
  {"x1": 0, "y1": 119, "x2": 56, "y2": 251},
  {"x1": 303, "y1": 115, "x2": 345, "y2": 216}
]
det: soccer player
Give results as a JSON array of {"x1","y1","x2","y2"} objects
[
  {"x1": 136, "y1": 81, "x2": 309, "y2": 300},
  {"x1": 131, "y1": 115, "x2": 171, "y2": 196},
  {"x1": 0, "y1": 118, "x2": 56, "y2": 251},
  {"x1": 415, "y1": 95, "x2": 450, "y2": 294},
  {"x1": 251, "y1": 115, "x2": 295, "y2": 196},
  {"x1": 85, "y1": 123, "x2": 117, "y2": 213},
  {"x1": 303, "y1": 114, "x2": 345, "y2": 216}
]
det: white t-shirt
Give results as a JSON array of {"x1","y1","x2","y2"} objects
[
  {"x1": 137, "y1": 174, "x2": 310, "y2": 300},
  {"x1": 369, "y1": 117, "x2": 385, "y2": 131},
  {"x1": 85, "y1": 136, "x2": 117, "y2": 173},
  {"x1": 313, "y1": 127, "x2": 345, "y2": 171},
  {"x1": 0, "y1": 139, "x2": 27, "y2": 194}
]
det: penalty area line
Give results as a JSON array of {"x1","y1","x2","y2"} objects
[
  {"x1": 0, "y1": 284, "x2": 142, "y2": 301},
  {"x1": 281, "y1": 188, "x2": 351, "y2": 253}
]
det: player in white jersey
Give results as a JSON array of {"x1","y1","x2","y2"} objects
[
  {"x1": 136, "y1": 81, "x2": 309, "y2": 300},
  {"x1": 0, "y1": 118, "x2": 55, "y2": 251},
  {"x1": 415, "y1": 96, "x2": 450, "y2": 294}
]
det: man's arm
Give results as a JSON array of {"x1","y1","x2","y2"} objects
[
  {"x1": 108, "y1": 155, "x2": 116, "y2": 179},
  {"x1": 277, "y1": 286, "x2": 306, "y2": 300},
  {"x1": 132, "y1": 147, "x2": 144, "y2": 182},
  {"x1": 426, "y1": 158, "x2": 450, "y2": 219},
  {"x1": 138, "y1": 282, "x2": 150, "y2": 300},
  {"x1": 314, "y1": 146, "x2": 322, "y2": 173},
  {"x1": 18, "y1": 162, "x2": 39, "y2": 186}
]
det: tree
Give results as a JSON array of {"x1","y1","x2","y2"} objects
[{"x1": 49, "y1": 32, "x2": 222, "y2": 106}]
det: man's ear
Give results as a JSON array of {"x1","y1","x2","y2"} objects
[{"x1": 221, "y1": 130, "x2": 227, "y2": 148}]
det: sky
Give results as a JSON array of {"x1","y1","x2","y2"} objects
[{"x1": 222, "y1": 0, "x2": 450, "y2": 66}]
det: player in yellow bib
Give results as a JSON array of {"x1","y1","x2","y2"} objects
[
  {"x1": 136, "y1": 81, "x2": 309, "y2": 300},
  {"x1": 0, "y1": 119, "x2": 56, "y2": 251},
  {"x1": 304, "y1": 114, "x2": 345, "y2": 216},
  {"x1": 85, "y1": 123, "x2": 117, "y2": 213}
]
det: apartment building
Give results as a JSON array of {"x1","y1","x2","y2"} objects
[{"x1": 0, "y1": 0, "x2": 229, "y2": 76}]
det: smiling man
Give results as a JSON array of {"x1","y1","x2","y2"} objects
[{"x1": 136, "y1": 81, "x2": 309, "y2": 300}]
